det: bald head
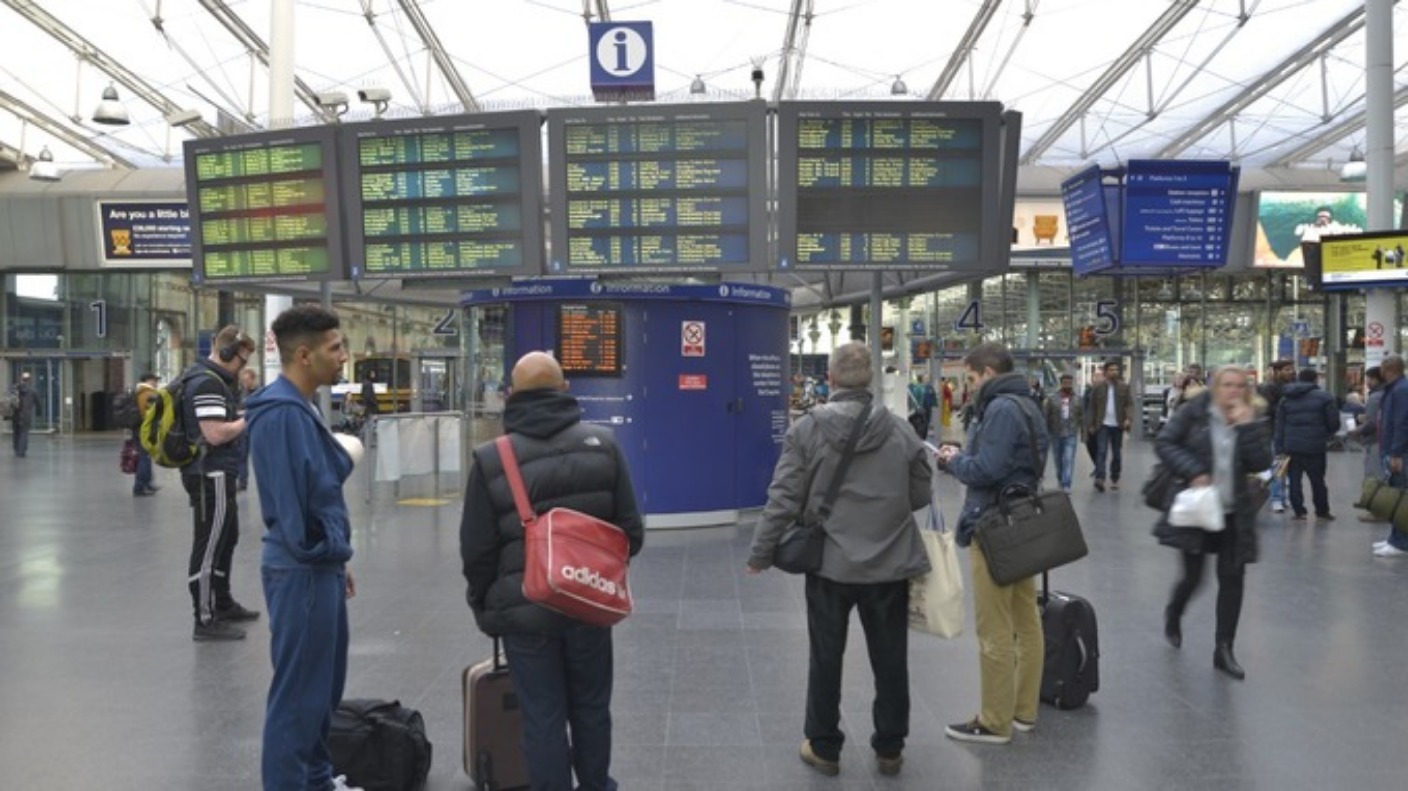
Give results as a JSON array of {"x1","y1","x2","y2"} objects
[{"x1": 511, "y1": 351, "x2": 566, "y2": 393}]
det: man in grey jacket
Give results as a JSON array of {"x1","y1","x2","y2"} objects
[{"x1": 747, "y1": 341, "x2": 931, "y2": 778}]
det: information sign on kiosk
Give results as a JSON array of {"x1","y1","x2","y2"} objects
[
  {"x1": 339, "y1": 111, "x2": 544, "y2": 279},
  {"x1": 546, "y1": 102, "x2": 769, "y2": 274},
  {"x1": 776, "y1": 101, "x2": 1010, "y2": 272},
  {"x1": 183, "y1": 127, "x2": 345, "y2": 284},
  {"x1": 557, "y1": 302, "x2": 624, "y2": 377},
  {"x1": 1318, "y1": 230, "x2": 1408, "y2": 291}
]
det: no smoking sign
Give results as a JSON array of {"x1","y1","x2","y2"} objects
[{"x1": 682, "y1": 321, "x2": 706, "y2": 357}]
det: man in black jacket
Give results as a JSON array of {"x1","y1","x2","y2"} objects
[
  {"x1": 1274, "y1": 368, "x2": 1340, "y2": 521},
  {"x1": 1258, "y1": 360, "x2": 1295, "y2": 512},
  {"x1": 460, "y1": 351, "x2": 644, "y2": 791}
]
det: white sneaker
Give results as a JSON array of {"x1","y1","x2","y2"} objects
[
  {"x1": 1272, "y1": 503, "x2": 1284, "y2": 514},
  {"x1": 1373, "y1": 543, "x2": 1408, "y2": 558},
  {"x1": 332, "y1": 776, "x2": 364, "y2": 791},
  {"x1": 1373, "y1": 540, "x2": 1389, "y2": 550}
]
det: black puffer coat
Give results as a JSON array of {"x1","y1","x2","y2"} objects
[
  {"x1": 1153, "y1": 392, "x2": 1271, "y2": 567},
  {"x1": 460, "y1": 388, "x2": 645, "y2": 636}
]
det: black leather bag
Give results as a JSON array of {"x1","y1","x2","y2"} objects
[
  {"x1": 1142, "y1": 464, "x2": 1182, "y2": 510},
  {"x1": 774, "y1": 403, "x2": 872, "y2": 575},
  {"x1": 973, "y1": 399, "x2": 1089, "y2": 586}
]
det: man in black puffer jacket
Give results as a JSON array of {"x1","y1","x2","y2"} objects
[
  {"x1": 460, "y1": 351, "x2": 644, "y2": 791},
  {"x1": 1274, "y1": 368, "x2": 1340, "y2": 521}
]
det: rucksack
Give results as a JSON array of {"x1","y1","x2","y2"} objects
[
  {"x1": 113, "y1": 391, "x2": 142, "y2": 431},
  {"x1": 139, "y1": 368, "x2": 219, "y2": 469},
  {"x1": 1, "y1": 390, "x2": 16, "y2": 419},
  {"x1": 329, "y1": 698, "x2": 432, "y2": 791}
]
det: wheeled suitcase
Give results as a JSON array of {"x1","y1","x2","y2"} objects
[
  {"x1": 1038, "y1": 572, "x2": 1100, "y2": 709},
  {"x1": 463, "y1": 638, "x2": 529, "y2": 790}
]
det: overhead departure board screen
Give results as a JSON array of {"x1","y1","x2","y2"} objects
[
  {"x1": 183, "y1": 127, "x2": 344, "y2": 284},
  {"x1": 557, "y1": 302, "x2": 623, "y2": 377},
  {"x1": 546, "y1": 102, "x2": 768, "y2": 274},
  {"x1": 340, "y1": 111, "x2": 544, "y2": 279},
  {"x1": 776, "y1": 101, "x2": 1004, "y2": 272}
]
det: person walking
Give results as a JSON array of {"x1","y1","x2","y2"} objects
[
  {"x1": 1156, "y1": 365, "x2": 1271, "y2": 680},
  {"x1": 132, "y1": 372, "x2": 160, "y2": 496},
  {"x1": 1086, "y1": 360, "x2": 1133, "y2": 491},
  {"x1": 246, "y1": 305, "x2": 362, "y2": 791},
  {"x1": 1274, "y1": 368, "x2": 1339, "y2": 522},
  {"x1": 748, "y1": 341, "x2": 931, "y2": 777},
  {"x1": 181, "y1": 325, "x2": 260, "y2": 641},
  {"x1": 9, "y1": 372, "x2": 38, "y2": 457},
  {"x1": 1258, "y1": 360, "x2": 1295, "y2": 512},
  {"x1": 1043, "y1": 372, "x2": 1083, "y2": 493},
  {"x1": 1359, "y1": 367, "x2": 1387, "y2": 524},
  {"x1": 236, "y1": 367, "x2": 259, "y2": 492},
  {"x1": 934, "y1": 341, "x2": 1048, "y2": 745},
  {"x1": 461, "y1": 351, "x2": 644, "y2": 791}
]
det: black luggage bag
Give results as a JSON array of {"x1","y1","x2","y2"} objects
[
  {"x1": 1039, "y1": 572, "x2": 1100, "y2": 709},
  {"x1": 328, "y1": 698, "x2": 432, "y2": 791}
]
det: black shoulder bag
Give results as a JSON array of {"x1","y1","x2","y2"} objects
[
  {"x1": 773, "y1": 402, "x2": 873, "y2": 575},
  {"x1": 974, "y1": 397, "x2": 1089, "y2": 586}
]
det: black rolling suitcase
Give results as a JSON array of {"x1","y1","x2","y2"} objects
[
  {"x1": 463, "y1": 638, "x2": 529, "y2": 790},
  {"x1": 1038, "y1": 572, "x2": 1099, "y2": 709}
]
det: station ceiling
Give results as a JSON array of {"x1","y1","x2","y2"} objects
[{"x1": 0, "y1": 0, "x2": 1403, "y2": 185}]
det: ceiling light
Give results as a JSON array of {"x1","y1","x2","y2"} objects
[
  {"x1": 29, "y1": 147, "x2": 60, "y2": 182},
  {"x1": 891, "y1": 75, "x2": 908, "y2": 96},
  {"x1": 92, "y1": 82, "x2": 130, "y2": 126},
  {"x1": 1340, "y1": 147, "x2": 1367, "y2": 183},
  {"x1": 690, "y1": 75, "x2": 706, "y2": 95}
]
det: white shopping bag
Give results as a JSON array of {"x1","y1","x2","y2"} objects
[
  {"x1": 1169, "y1": 485, "x2": 1225, "y2": 532},
  {"x1": 909, "y1": 480, "x2": 965, "y2": 639}
]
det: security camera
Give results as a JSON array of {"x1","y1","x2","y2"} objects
[
  {"x1": 316, "y1": 91, "x2": 349, "y2": 107},
  {"x1": 357, "y1": 87, "x2": 391, "y2": 104}
]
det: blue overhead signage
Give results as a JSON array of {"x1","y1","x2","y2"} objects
[
  {"x1": 1120, "y1": 159, "x2": 1237, "y2": 267},
  {"x1": 460, "y1": 279, "x2": 789, "y2": 308},
  {"x1": 1061, "y1": 166, "x2": 1115, "y2": 276},
  {"x1": 588, "y1": 22, "x2": 655, "y2": 102},
  {"x1": 96, "y1": 200, "x2": 192, "y2": 267}
]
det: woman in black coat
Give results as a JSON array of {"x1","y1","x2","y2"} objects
[{"x1": 1154, "y1": 365, "x2": 1271, "y2": 680}]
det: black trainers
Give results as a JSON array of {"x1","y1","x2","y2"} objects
[
  {"x1": 193, "y1": 620, "x2": 246, "y2": 641},
  {"x1": 799, "y1": 740, "x2": 839, "y2": 776},
  {"x1": 214, "y1": 602, "x2": 261, "y2": 622},
  {"x1": 1093, "y1": 479, "x2": 1106, "y2": 493},
  {"x1": 945, "y1": 718, "x2": 1010, "y2": 745},
  {"x1": 876, "y1": 752, "x2": 903, "y2": 776}
]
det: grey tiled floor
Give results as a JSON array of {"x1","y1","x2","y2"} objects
[{"x1": 2, "y1": 432, "x2": 1407, "y2": 789}]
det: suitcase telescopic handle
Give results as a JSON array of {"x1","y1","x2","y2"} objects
[{"x1": 493, "y1": 636, "x2": 506, "y2": 672}]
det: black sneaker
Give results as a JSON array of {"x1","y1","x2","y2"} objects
[
  {"x1": 193, "y1": 620, "x2": 246, "y2": 641},
  {"x1": 876, "y1": 752, "x2": 903, "y2": 776},
  {"x1": 798, "y1": 740, "x2": 839, "y2": 776},
  {"x1": 945, "y1": 718, "x2": 1010, "y2": 745},
  {"x1": 1094, "y1": 479, "x2": 1106, "y2": 493},
  {"x1": 214, "y1": 602, "x2": 261, "y2": 622}
]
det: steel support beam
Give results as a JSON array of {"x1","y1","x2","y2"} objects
[
  {"x1": 395, "y1": 0, "x2": 479, "y2": 112},
  {"x1": 1154, "y1": 5, "x2": 1370, "y2": 160},
  {"x1": 1021, "y1": 0, "x2": 1199, "y2": 165},
  {"x1": 197, "y1": 0, "x2": 334, "y2": 123},
  {"x1": 773, "y1": 0, "x2": 815, "y2": 102},
  {"x1": 0, "y1": 87, "x2": 137, "y2": 167},
  {"x1": 1272, "y1": 84, "x2": 1408, "y2": 166},
  {"x1": 926, "y1": 0, "x2": 1003, "y2": 101}
]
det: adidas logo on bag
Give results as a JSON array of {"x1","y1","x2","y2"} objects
[{"x1": 561, "y1": 564, "x2": 628, "y2": 600}]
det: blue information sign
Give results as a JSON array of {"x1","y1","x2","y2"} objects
[
  {"x1": 1120, "y1": 160, "x2": 1237, "y2": 267},
  {"x1": 1061, "y1": 166, "x2": 1115, "y2": 276},
  {"x1": 588, "y1": 22, "x2": 655, "y2": 102}
]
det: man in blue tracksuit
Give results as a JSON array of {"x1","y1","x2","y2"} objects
[{"x1": 246, "y1": 305, "x2": 359, "y2": 791}]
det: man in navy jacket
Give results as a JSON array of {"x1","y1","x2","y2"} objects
[
  {"x1": 246, "y1": 305, "x2": 359, "y2": 791},
  {"x1": 1274, "y1": 368, "x2": 1339, "y2": 521}
]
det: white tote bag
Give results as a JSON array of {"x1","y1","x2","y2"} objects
[
  {"x1": 908, "y1": 483, "x2": 965, "y2": 639},
  {"x1": 1169, "y1": 485, "x2": 1226, "y2": 532}
]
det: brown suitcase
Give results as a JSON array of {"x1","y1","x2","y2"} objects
[{"x1": 463, "y1": 639, "x2": 529, "y2": 790}]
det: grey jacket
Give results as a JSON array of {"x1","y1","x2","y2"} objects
[{"x1": 748, "y1": 388, "x2": 931, "y2": 583}]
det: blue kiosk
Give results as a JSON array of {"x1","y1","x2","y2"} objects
[{"x1": 461, "y1": 279, "x2": 792, "y2": 528}]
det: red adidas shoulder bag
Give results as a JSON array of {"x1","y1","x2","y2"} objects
[{"x1": 497, "y1": 436, "x2": 633, "y2": 627}]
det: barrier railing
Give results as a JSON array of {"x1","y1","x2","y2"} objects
[{"x1": 363, "y1": 411, "x2": 467, "y2": 503}]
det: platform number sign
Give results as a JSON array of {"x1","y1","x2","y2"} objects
[
  {"x1": 954, "y1": 300, "x2": 984, "y2": 332},
  {"x1": 1093, "y1": 300, "x2": 1121, "y2": 336},
  {"x1": 90, "y1": 299, "x2": 108, "y2": 339}
]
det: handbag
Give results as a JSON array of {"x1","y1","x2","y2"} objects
[
  {"x1": 973, "y1": 397, "x2": 1089, "y2": 587},
  {"x1": 1357, "y1": 478, "x2": 1408, "y2": 532},
  {"x1": 773, "y1": 403, "x2": 872, "y2": 575},
  {"x1": 120, "y1": 439, "x2": 139, "y2": 475},
  {"x1": 497, "y1": 436, "x2": 633, "y2": 627},
  {"x1": 908, "y1": 485, "x2": 964, "y2": 638},
  {"x1": 1168, "y1": 485, "x2": 1225, "y2": 532},
  {"x1": 1142, "y1": 464, "x2": 1181, "y2": 510}
]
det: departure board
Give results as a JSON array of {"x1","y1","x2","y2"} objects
[
  {"x1": 557, "y1": 303, "x2": 623, "y2": 377},
  {"x1": 547, "y1": 103, "x2": 768, "y2": 274},
  {"x1": 340, "y1": 111, "x2": 544, "y2": 279},
  {"x1": 776, "y1": 101, "x2": 1005, "y2": 272},
  {"x1": 183, "y1": 126, "x2": 345, "y2": 284}
]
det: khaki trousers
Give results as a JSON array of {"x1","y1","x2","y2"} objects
[{"x1": 969, "y1": 543, "x2": 1044, "y2": 736}]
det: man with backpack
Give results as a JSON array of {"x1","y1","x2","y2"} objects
[
  {"x1": 132, "y1": 373, "x2": 160, "y2": 496},
  {"x1": 181, "y1": 326, "x2": 260, "y2": 641}
]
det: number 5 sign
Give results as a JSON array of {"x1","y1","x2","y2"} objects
[{"x1": 1093, "y1": 300, "x2": 1121, "y2": 336}]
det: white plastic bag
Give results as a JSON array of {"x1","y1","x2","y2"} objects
[
  {"x1": 1169, "y1": 485, "x2": 1225, "y2": 532},
  {"x1": 909, "y1": 483, "x2": 965, "y2": 639}
]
